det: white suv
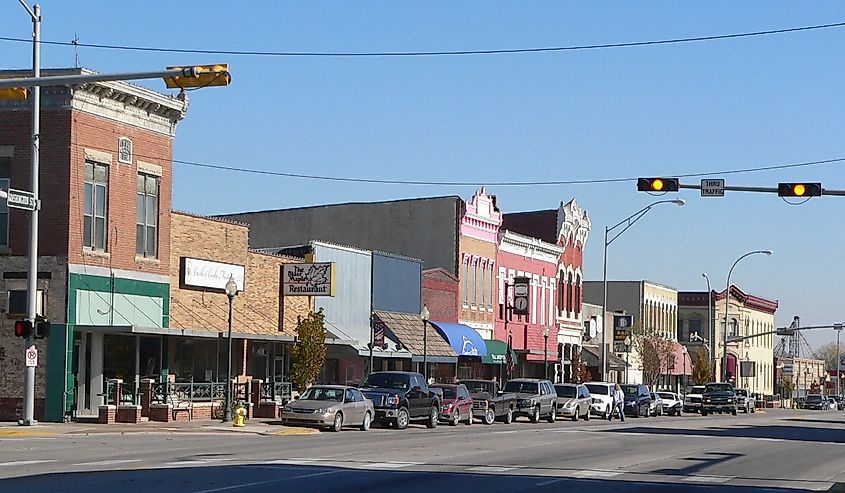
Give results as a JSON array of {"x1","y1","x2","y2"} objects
[{"x1": 585, "y1": 382, "x2": 615, "y2": 420}]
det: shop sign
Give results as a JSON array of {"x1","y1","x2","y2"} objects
[
  {"x1": 282, "y1": 263, "x2": 336, "y2": 296},
  {"x1": 182, "y1": 258, "x2": 245, "y2": 291}
]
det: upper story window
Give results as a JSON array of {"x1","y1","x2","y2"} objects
[
  {"x1": 118, "y1": 137, "x2": 133, "y2": 164},
  {"x1": 575, "y1": 274, "x2": 582, "y2": 316},
  {"x1": 0, "y1": 154, "x2": 9, "y2": 248},
  {"x1": 83, "y1": 161, "x2": 109, "y2": 251},
  {"x1": 136, "y1": 173, "x2": 159, "y2": 257}
]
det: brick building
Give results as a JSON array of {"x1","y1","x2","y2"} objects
[{"x1": 0, "y1": 68, "x2": 186, "y2": 421}]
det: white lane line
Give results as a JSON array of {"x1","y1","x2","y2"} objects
[
  {"x1": 351, "y1": 461, "x2": 420, "y2": 469},
  {"x1": 490, "y1": 430, "x2": 519, "y2": 435},
  {"x1": 263, "y1": 459, "x2": 315, "y2": 465},
  {"x1": 191, "y1": 469, "x2": 344, "y2": 493},
  {"x1": 73, "y1": 459, "x2": 143, "y2": 466},
  {"x1": 535, "y1": 478, "x2": 566, "y2": 487},
  {"x1": 0, "y1": 460, "x2": 56, "y2": 467},
  {"x1": 467, "y1": 466, "x2": 515, "y2": 473},
  {"x1": 163, "y1": 458, "x2": 232, "y2": 467},
  {"x1": 683, "y1": 475, "x2": 733, "y2": 483},
  {"x1": 570, "y1": 470, "x2": 623, "y2": 478}
]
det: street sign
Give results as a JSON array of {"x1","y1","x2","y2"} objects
[
  {"x1": 613, "y1": 341, "x2": 630, "y2": 353},
  {"x1": 782, "y1": 364, "x2": 794, "y2": 375},
  {"x1": 700, "y1": 179, "x2": 725, "y2": 197},
  {"x1": 512, "y1": 276, "x2": 530, "y2": 316},
  {"x1": 6, "y1": 188, "x2": 37, "y2": 211},
  {"x1": 25, "y1": 347, "x2": 37, "y2": 367}
]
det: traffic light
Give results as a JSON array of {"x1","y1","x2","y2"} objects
[
  {"x1": 164, "y1": 64, "x2": 231, "y2": 89},
  {"x1": 0, "y1": 87, "x2": 28, "y2": 100},
  {"x1": 637, "y1": 177, "x2": 679, "y2": 192},
  {"x1": 14, "y1": 320, "x2": 32, "y2": 338},
  {"x1": 778, "y1": 182, "x2": 822, "y2": 197},
  {"x1": 35, "y1": 320, "x2": 51, "y2": 339}
]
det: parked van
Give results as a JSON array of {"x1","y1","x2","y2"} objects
[{"x1": 585, "y1": 382, "x2": 615, "y2": 419}]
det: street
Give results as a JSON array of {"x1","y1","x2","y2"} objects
[{"x1": 1, "y1": 409, "x2": 843, "y2": 492}]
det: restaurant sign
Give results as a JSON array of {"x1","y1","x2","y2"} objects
[
  {"x1": 182, "y1": 258, "x2": 245, "y2": 292},
  {"x1": 282, "y1": 263, "x2": 336, "y2": 296}
]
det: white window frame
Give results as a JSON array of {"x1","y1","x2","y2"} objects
[
  {"x1": 136, "y1": 172, "x2": 159, "y2": 258},
  {"x1": 83, "y1": 160, "x2": 109, "y2": 251}
]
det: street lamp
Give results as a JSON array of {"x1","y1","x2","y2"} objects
[
  {"x1": 702, "y1": 273, "x2": 714, "y2": 372},
  {"x1": 836, "y1": 323, "x2": 843, "y2": 397},
  {"x1": 543, "y1": 327, "x2": 550, "y2": 381},
  {"x1": 421, "y1": 305, "x2": 430, "y2": 380},
  {"x1": 722, "y1": 250, "x2": 772, "y2": 382},
  {"x1": 623, "y1": 335, "x2": 632, "y2": 384},
  {"x1": 601, "y1": 199, "x2": 685, "y2": 380},
  {"x1": 222, "y1": 276, "x2": 238, "y2": 422}
]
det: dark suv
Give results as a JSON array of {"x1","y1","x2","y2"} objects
[
  {"x1": 359, "y1": 372, "x2": 440, "y2": 429},
  {"x1": 503, "y1": 378, "x2": 557, "y2": 423},
  {"x1": 700, "y1": 382, "x2": 737, "y2": 416},
  {"x1": 620, "y1": 384, "x2": 653, "y2": 417}
]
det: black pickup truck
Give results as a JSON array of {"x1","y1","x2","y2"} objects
[
  {"x1": 700, "y1": 382, "x2": 738, "y2": 416},
  {"x1": 359, "y1": 371, "x2": 440, "y2": 429},
  {"x1": 460, "y1": 379, "x2": 519, "y2": 425}
]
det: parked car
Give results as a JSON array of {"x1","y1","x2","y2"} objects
[
  {"x1": 828, "y1": 397, "x2": 838, "y2": 410},
  {"x1": 281, "y1": 385, "x2": 374, "y2": 432},
  {"x1": 503, "y1": 378, "x2": 557, "y2": 423},
  {"x1": 657, "y1": 391, "x2": 682, "y2": 416},
  {"x1": 461, "y1": 379, "x2": 519, "y2": 425},
  {"x1": 804, "y1": 394, "x2": 828, "y2": 410},
  {"x1": 734, "y1": 388, "x2": 756, "y2": 414},
  {"x1": 683, "y1": 385, "x2": 706, "y2": 413},
  {"x1": 432, "y1": 383, "x2": 473, "y2": 426},
  {"x1": 554, "y1": 383, "x2": 591, "y2": 421},
  {"x1": 620, "y1": 384, "x2": 653, "y2": 417},
  {"x1": 700, "y1": 382, "x2": 737, "y2": 416},
  {"x1": 831, "y1": 395, "x2": 845, "y2": 410},
  {"x1": 585, "y1": 382, "x2": 615, "y2": 419},
  {"x1": 649, "y1": 393, "x2": 664, "y2": 416},
  {"x1": 359, "y1": 371, "x2": 440, "y2": 429}
]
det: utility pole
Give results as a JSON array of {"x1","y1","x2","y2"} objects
[{"x1": 19, "y1": 0, "x2": 41, "y2": 427}]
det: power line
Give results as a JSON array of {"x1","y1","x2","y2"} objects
[{"x1": 1, "y1": 21, "x2": 844, "y2": 58}]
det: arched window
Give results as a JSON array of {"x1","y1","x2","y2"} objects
[
  {"x1": 558, "y1": 269, "x2": 565, "y2": 315},
  {"x1": 567, "y1": 272, "x2": 574, "y2": 313},
  {"x1": 575, "y1": 274, "x2": 582, "y2": 316}
]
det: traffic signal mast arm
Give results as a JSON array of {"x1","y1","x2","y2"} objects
[
  {"x1": 725, "y1": 323, "x2": 843, "y2": 344},
  {"x1": 678, "y1": 182, "x2": 845, "y2": 196},
  {"x1": 0, "y1": 65, "x2": 230, "y2": 90}
]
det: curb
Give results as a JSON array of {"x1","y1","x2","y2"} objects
[{"x1": 0, "y1": 429, "x2": 58, "y2": 437}]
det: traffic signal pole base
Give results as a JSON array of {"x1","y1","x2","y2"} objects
[{"x1": 17, "y1": 419, "x2": 38, "y2": 426}]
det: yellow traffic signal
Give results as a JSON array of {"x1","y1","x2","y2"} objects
[
  {"x1": 778, "y1": 182, "x2": 822, "y2": 197},
  {"x1": 637, "y1": 177, "x2": 679, "y2": 192},
  {"x1": 0, "y1": 87, "x2": 28, "y2": 100},
  {"x1": 164, "y1": 64, "x2": 231, "y2": 89}
]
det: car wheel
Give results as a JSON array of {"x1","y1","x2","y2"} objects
[
  {"x1": 731, "y1": 408, "x2": 738, "y2": 416},
  {"x1": 504, "y1": 408, "x2": 514, "y2": 424},
  {"x1": 484, "y1": 408, "x2": 495, "y2": 425},
  {"x1": 701, "y1": 409, "x2": 708, "y2": 416},
  {"x1": 584, "y1": 407, "x2": 591, "y2": 421},
  {"x1": 633, "y1": 406, "x2": 639, "y2": 418},
  {"x1": 751, "y1": 406, "x2": 756, "y2": 414},
  {"x1": 531, "y1": 406, "x2": 541, "y2": 423},
  {"x1": 466, "y1": 412, "x2": 473, "y2": 425},
  {"x1": 361, "y1": 412, "x2": 371, "y2": 431},
  {"x1": 331, "y1": 412, "x2": 343, "y2": 432},
  {"x1": 572, "y1": 408, "x2": 579, "y2": 422},
  {"x1": 548, "y1": 406, "x2": 556, "y2": 423},
  {"x1": 450, "y1": 412, "x2": 460, "y2": 426},
  {"x1": 395, "y1": 407, "x2": 409, "y2": 430},
  {"x1": 426, "y1": 407, "x2": 438, "y2": 429},
  {"x1": 605, "y1": 405, "x2": 612, "y2": 421}
]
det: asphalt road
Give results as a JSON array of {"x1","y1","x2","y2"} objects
[{"x1": 1, "y1": 409, "x2": 843, "y2": 493}]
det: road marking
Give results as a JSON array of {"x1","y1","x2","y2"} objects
[
  {"x1": 73, "y1": 459, "x2": 143, "y2": 466},
  {"x1": 0, "y1": 460, "x2": 56, "y2": 467},
  {"x1": 164, "y1": 458, "x2": 232, "y2": 466},
  {"x1": 264, "y1": 459, "x2": 315, "y2": 465},
  {"x1": 570, "y1": 469, "x2": 623, "y2": 478},
  {"x1": 0, "y1": 430, "x2": 57, "y2": 437},
  {"x1": 191, "y1": 469, "x2": 344, "y2": 493},
  {"x1": 490, "y1": 430, "x2": 520, "y2": 435},
  {"x1": 271, "y1": 427, "x2": 320, "y2": 436},
  {"x1": 683, "y1": 475, "x2": 733, "y2": 483},
  {"x1": 467, "y1": 466, "x2": 515, "y2": 473},
  {"x1": 354, "y1": 461, "x2": 419, "y2": 469}
]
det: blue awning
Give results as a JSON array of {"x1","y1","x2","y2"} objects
[{"x1": 430, "y1": 322, "x2": 488, "y2": 357}]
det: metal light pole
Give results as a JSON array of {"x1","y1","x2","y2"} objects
[
  {"x1": 836, "y1": 323, "x2": 843, "y2": 397},
  {"x1": 543, "y1": 327, "x2": 549, "y2": 380},
  {"x1": 722, "y1": 250, "x2": 772, "y2": 383},
  {"x1": 18, "y1": 0, "x2": 40, "y2": 427},
  {"x1": 702, "y1": 273, "x2": 714, "y2": 378},
  {"x1": 222, "y1": 277, "x2": 238, "y2": 422},
  {"x1": 421, "y1": 305, "x2": 430, "y2": 380},
  {"x1": 601, "y1": 199, "x2": 685, "y2": 381}
]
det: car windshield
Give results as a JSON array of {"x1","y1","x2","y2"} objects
[
  {"x1": 555, "y1": 386, "x2": 577, "y2": 398},
  {"x1": 586, "y1": 384, "x2": 609, "y2": 395},
  {"x1": 691, "y1": 386, "x2": 705, "y2": 394},
  {"x1": 300, "y1": 387, "x2": 343, "y2": 402},
  {"x1": 735, "y1": 389, "x2": 748, "y2": 396},
  {"x1": 360, "y1": 373, "x2": 410, "y2": 390},
  {"x1": 435, "y1": 387, "x2": 456, "y2": 399},
  {"x1": 658, "y1": 393, "x2": 675, "y2": 400},
  {"x1": 621, "y1": 385, "x2": 639, "y2": 396},
  {"x1": 650, "y1": 393, "x2": 660, "y2": 399},
  {"x1": 463, "y1": 381, "x2": 494, "y2": 394},
  {"x1": 504, "y1": 381, "x2": 538, "y2": 394},
  {"x1": 806, "y1": 395, "x2": 823, "y2": 402},
  {"x1": 705, "y1": 384, "x2": 732, "y2": 393}
]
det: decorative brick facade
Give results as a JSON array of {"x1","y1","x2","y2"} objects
[{"x1": 422, "y1": 268, "x2": 459, "y2": 323}]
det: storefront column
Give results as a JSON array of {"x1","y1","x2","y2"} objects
[{"x1": 89, "y1": 332, "x2": 104, "y2": 411}]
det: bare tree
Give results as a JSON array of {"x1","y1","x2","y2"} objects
[
  {"x1": 631, "y1": 322, "x2": 676, "y2": 389},
  {"x1": 691, "y1": 349, "x2": 712, "y2": 385},
  {"x1": 814, "y1": 342, "x2": 843, "y2": 371}
]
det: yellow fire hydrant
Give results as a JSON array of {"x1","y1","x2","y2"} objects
[{"x1": 233, "y1": 405, "x2": 247, "y2": 427}]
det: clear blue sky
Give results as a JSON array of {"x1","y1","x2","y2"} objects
[{"x1": 3, "y1": 1, "x2": 845, "y2": 350}]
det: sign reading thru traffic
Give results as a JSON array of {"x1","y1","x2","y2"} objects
[{"x1": 700, "y1": 179, "x2": 725, "y2": 197}]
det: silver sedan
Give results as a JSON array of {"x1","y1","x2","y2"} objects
[{"x1": 282, "y1": 385, "x2": 374, "y2": 432}]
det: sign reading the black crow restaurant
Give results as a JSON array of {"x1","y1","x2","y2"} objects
[{"x1": 282, "y1": 263, "x2": 336, "y2": 296}]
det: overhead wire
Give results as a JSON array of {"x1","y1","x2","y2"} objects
[{"x1": 0, "y1": 21, "x2": 843, "y2": 57}]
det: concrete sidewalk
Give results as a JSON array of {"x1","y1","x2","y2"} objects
[{"x1": 0, "y1": 419, "x2": 318, "y2": 437}]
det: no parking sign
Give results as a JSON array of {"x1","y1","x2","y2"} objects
[{"x1": 25, "y1": 347, "x2": 37, "y2": 367}]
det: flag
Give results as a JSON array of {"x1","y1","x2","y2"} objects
[{"x1": 506, "y1": 334, "x2": 514, "y2": 376}]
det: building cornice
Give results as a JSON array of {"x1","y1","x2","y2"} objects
[
  {"x1": 499, "y1": 230, "x2": 563, "y2": 264},
  {"x1": 558, "y1": 198, "x2": 591, "y2": 248}
]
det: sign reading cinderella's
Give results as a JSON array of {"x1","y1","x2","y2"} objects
[
  {"x1": 282, "y1": 263, "x2": 336, "y2": 296},
  {"x1": 182, "y1": 257, "x2": 245, "y2": 292}
]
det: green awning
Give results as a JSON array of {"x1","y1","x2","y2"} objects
[{"x1": 481, "y1": 339, "x2": 517, "y2": 365}]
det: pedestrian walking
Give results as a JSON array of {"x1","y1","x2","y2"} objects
[{"x1": 613, "y1": 383, "x2": 626, "y2": 422}]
